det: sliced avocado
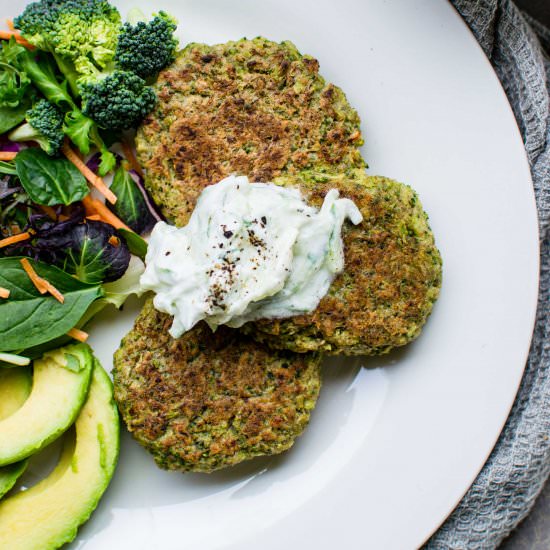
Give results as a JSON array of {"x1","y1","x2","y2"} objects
[
  {"x1": 0, "y1": 461, "x2": 28, "y2": 500},
  {"x1": 0, "y1": 366, "x2": 32, "y2": 498},
  {"x1": 0, "y1": 359, "x2": 120, "y2": 550},
  {"x1": 0, "y1": 344, "x2": 93, "y2": 467},
  {"x1": 0, "y1": 365, "x2": 32, "y2": 418}
]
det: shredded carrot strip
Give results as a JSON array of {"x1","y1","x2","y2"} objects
[
  {"x1": 61, "y1": 142, "x2": 117, "y2": 204},
  {"x1": 6, "y1": 19, "x2": 15, "y2": 31},
  {"x1": 43, "y1": 280, "x2": 64, "y2": 303},
  {"x1": 20, "y1": 258, "x2": 48, "y2": 294},
  {"x1": 82, "y1": 195, "x2": 131, "y2": 231},
  {"x1": 0, "y1": 151, "x2": 17, "y2": 161},
  {"x1": 121, "y1": 142, "x2": 144, "y2": 178},
  {"x1": 81, "y1": 195, "x2": 96, "y2": 214},
  {"x1": 0, "y1": 287, "x2": 10, "y2": 299},
  {"x1": 0, "y1": 231, "x2": 31, "y2": 248},
  {"x1": 86, "y1": 214, "x2": 102, "y2": 221},
  {"x1": 38, "y1": 205, "x2": 57, "y2": 219},
  {"x1": 108, "y1": 235, "x2": 120, "y2": 247},
  {"x1": 0, "y1": 30, "x2": 34, "y2": 49},
  {"x1": 67, "y1": 327, "x2": 88, "y2": 342},
  {"x1": 20, "y1": 258, "x2": 64, "y2": 302}
]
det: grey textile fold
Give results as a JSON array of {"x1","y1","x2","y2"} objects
[{"x1": 426, "y1": 1, "x2": 550, "y2": 548}]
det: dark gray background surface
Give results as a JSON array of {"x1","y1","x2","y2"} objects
[
  {"x1": 494, "y1": 1, "x2": 548, "y2": 548},
  {"x1": 516, "y1": 0, "x2": 550, "y2": 27}
]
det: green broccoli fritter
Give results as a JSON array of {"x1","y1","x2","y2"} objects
[
  {"x1": 115, "y1": 11, "x2": 178, "y2": 79},
  {"x1": 136, "y1": 37, "x2": 365, "y2": 227},
  {"x1": 242, "y1": 170, "x2": 442, "y2": 355},
  {"x1": 113, "y1": 299, "x2": 322, "y2": 473},
  {"x1": 9, "y1": 99, "x2": 64, "y2": 155}
]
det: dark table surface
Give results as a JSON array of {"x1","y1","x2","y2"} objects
[{"x1": 495, "y1": 1, "x2": 549, "y2": 549}]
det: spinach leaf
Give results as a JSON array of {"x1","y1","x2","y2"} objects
[
  {"x1": 0, "y1": 257, "x2": 102, "y2": 351},
  {"x1": 15, "y1": 148, "x2": 89, "y2": 206},
  {"x1": 18, "y1": 334, "x2": 72, "y2": 361},
  {"x1": 118, "y1": 227, "x2": 148, "y2": 260},
  {"x1": 108, "y1": 166, "x2": 156, "y2": 234}
]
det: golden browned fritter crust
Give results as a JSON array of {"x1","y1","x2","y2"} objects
[
  {"x1": 136, "y1": 37, "x2": 365, "y2": 226},
  {"x1": 241, "y1": 171, "x2": 442, "y2": 355},
  {"x1": 112, "y1": 299, "x2": 322, "y2": 473}
]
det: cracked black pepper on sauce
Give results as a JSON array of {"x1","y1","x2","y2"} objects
[{"x1": 140, "y1": 175, "x2": 362, "y2": 336}]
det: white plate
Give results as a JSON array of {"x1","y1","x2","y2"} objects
[{"x1": 14, "y1": 0, "x2": 540, "y2": 548}]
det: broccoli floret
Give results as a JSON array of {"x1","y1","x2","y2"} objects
[
  {"x1": 14, "y1": 0, "x2": 121, "y2": 81},
  {"x1": 9, "y1": 99, "x2": 64, "y2": 155},
  {"x1": 115, "y1": 11, "x2": 178, "y2": 79},
  {"x1": 80, "y1": 70, "x2": 156, "y2": 130},
  {"x1": 13, "y1": 49, "x2": 114, "y2": 174},
  {"x1": 15, "y1": 0, "x2": 163, "y2": 130}
]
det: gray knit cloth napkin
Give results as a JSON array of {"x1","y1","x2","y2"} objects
[{"x1": 426, "y1": 1, "x2": 550, "y2": 548}]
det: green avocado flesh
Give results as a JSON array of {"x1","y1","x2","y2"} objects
[
  {"x1": 0, "y1": 344, "x2": 93, "y2": 467},
  {"x1": 0, "y1": 367, "x2": 32, "y2": 499},
  {"x1": 0, "y1": 366, "x2": 32, "y2": 418},
  {"x1": 0, "y1": 360, "x2": 120, "y2": 550},
  {"x1": 0, "y1": 461, "x2": 28, "y2": 500}
]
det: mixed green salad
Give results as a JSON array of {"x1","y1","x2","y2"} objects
[
  {"x1": 0, "y1": 0, "x2": 177, "y2": 366},
  {"x1": 0, "y1": 0, "x2": 180, "y2": 547}
]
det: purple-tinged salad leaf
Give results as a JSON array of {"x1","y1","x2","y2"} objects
[
  {"x1": 58, "y1": 220, "x2": 131, "y2": 284},
  {"x1": 128, "y1": 168, "x2": 163, "y2": 223},
  {"x1": 2, "y1": 203, "x2": 130, "y2": 284},
  {"x1": 85, "y1": 152, "x2": 102, "y2": 174},
  {"x1": 0, "y1": 137, "x2": 21, "y2": 152},
  {"x1": 0, "y1": 179, "x2": 21, "y2": 201},
  {"x1": 0, "y1": 183, "x2": 32, "y2": 233},
  {"x1": 108, "y1": 164, "x2": 157, "y2": 234}
]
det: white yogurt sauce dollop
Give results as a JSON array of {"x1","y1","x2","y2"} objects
[{"x1": 140, "y1": 175, "x2": 362, "y2": 337}]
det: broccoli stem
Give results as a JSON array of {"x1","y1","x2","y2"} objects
[
  {"x1": 8, "y1": 121, "x2": 38, "y2": 142},
  {"x1": 8, "y1": 121, "x2": 57, "y2": 156},
  {"x1": 52, "y1": 53, "x2": 82, "y2": 99}
]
